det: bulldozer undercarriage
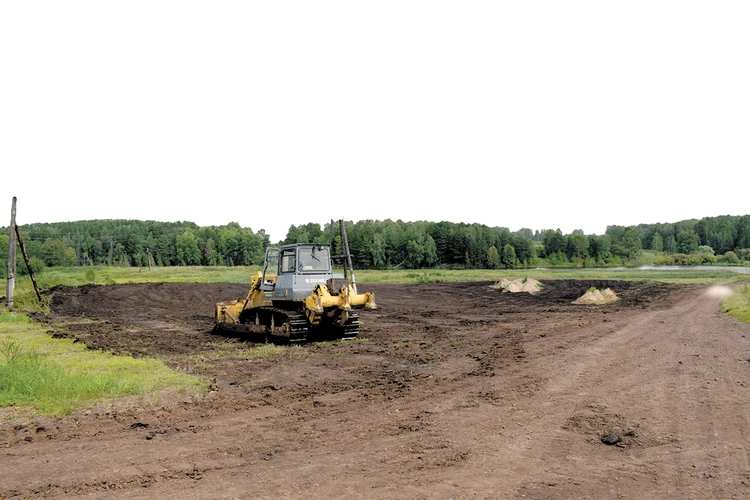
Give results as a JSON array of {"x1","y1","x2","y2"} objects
[{"x1": 220, "y1": 306, "x2": 360, "y2": 343}]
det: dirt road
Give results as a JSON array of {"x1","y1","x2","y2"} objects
[{"x1": 2, "y1": 279, "x2": 750, "y2": 499}]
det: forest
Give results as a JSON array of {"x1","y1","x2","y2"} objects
[{"x1": 2, "y1": 215, "x2": 750, "y2": 275}]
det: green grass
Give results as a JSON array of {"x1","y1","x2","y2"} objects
[
  {"x1": 723, "y1": 284, "x2": 750, "y2": 324},
  {"x1": 0, "y1": 312, "x2": 206, "y2": 417},
  {"x1": 353, "y1": 267, "x2": 746, "y2": 286}
]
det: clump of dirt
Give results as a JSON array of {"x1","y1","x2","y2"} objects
[
  {"x1": 490, "y1": 277, "x2": 542, "y2": 294},
  {"x1": 573, "y1": 287, "x2": 619, "y2": 304}
]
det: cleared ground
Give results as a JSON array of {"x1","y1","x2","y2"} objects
[{"x1": 3, "y1": 279, "x2": 750, "y2": 499}]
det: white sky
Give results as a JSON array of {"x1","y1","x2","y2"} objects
[{"x1": 2, "y1": 2, "x2": 748, "y2": 243}]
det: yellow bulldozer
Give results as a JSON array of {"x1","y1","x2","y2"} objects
[{"x1": 215, "y1": 220, "x2": 376, "y2": 342}]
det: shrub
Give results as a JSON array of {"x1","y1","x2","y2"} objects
[
  {"x1": 700, "y1": 254, "x2": 717, "y2": 265},
  {"x1": 736, "y1": 249, "x2": 750, "y2": 262},
  {"x1": 656, "y1": 254, "x2": 703, "y2": 266},
  {"x1": 720, "y1": 251, "x2": 740, "y2": 264}
]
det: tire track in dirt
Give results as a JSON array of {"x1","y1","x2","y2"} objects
[{"x1": 510, "y1": 285, "x2": 750, "y2": 499}]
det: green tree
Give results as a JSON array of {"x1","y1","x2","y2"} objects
[
  {"x1": 487, "y1": 246, "x2": 500, "y2": 269},
  {"x1": 113, "y1": 242, "x2": 129, "y2": 266},
  {"x1": 620, "y1": 228, "x2": 642, "y2": 261},
  {"x1": 41, "y1": 239, "x2": 77, "y2": 266},
  {"x1": 664, "y1": 235, "x2": 677, "y2": 254},
  {"x1": 542, "y1": 229, "x2": 566, "y2": 257},
  {"x1": 176, "y1": 231, "x2": 201, "y2": 266},
  {"x1": 203, "y1": 238, "x2": 217, "y2": 266},
  {"x1": 501, "y1": 244, "x2": 517, "y2": 269},
  {"x1": 514, "y1": 228, "x2": 534, "y2": 240},
  {"x1": 737, "y1": 216, "x2": 750, "y2": 249},
  {"x1": 511, "y1": 236, "x2": 533, "y2": 266},
  {"x1": 404, "y1": 238, "x2": 425, "y2": 268},
  {"x1": 651, "y1": 232, "x2": 663, "y2": 252},
  {"x1": 423, "y1": 234, "x2": 438, "y2": 267},
  {"x1": 588, "y1": 235, "x2": 612, "y2": 264},
  {"x1": 285, "y1": 222, "x2": 326, "y2": 245},
  {"x1": 369, "y1": 234, "x2": 387, "y2": 269},
  {"x1": 402, "y1": 231, "x2": 438, "y2": 269},
  {"x1": 676, "y1": 231, "x2": 699, "y2": 254},
  {"x1": 567, "y1": 234, "x2": 589, "y2": 265},
  {"x1": 256, "y1": 229, "x2": 271, "y2": 249}
]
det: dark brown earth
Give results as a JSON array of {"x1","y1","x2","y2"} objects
[{"x1": 3, "y1": 279, "x2": 750, "y2": 499}]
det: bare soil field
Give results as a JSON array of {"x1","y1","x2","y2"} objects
[{"x1": 3, "y1": 279, "x2": 750, "y2": 499}]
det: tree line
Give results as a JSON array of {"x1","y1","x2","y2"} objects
[
  {"x1": 0, "y1": 220, "x2": 269, "y2": 274},
  {"x1": 2, "y1": 215, "x2": 749, "y2": 274},
  {"x1": 607, "y1": 215, "x2": 750, "y2": 265}
]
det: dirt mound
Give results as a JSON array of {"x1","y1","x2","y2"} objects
[
  {"x1": 490, "y1": 277, "x2": 542, "y2": 293},
  {"x1": 573, "y1": 287, "x2": 619, "y2": 304}
]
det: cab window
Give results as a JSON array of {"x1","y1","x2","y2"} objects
[
  {"x1": 280, "y1": 249, "x2": 296, "y2": 273},
  {"x1": 298, "y1": 247, "x2": 330, "y2": 272}
]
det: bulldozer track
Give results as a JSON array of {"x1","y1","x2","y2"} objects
[
  {"x1": 221, "y1": 306, "x2": 359, "y2": 343},
  {"x1": 341, "y1": 312, "x2": 360, "y2": 340},
  {"x1": 231, "y1": 306, "x2": 309, "y2": 342}
]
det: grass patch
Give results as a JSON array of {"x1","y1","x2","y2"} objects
[
  {"x1": 723, "y1": 284, "x2": 750, "y2": 324},
  {"x1": 0, "y1": 312, "x2": 206, "y2": 417},
  {"x1": 356, "y1": 268, "x2": 746, "y2": 286}
]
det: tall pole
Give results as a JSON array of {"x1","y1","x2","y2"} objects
[
  {"x1": 7, "y1": 197, "x2": 17, "y2": 308},
  {"x1": 339, "y1": 219, "x2": 358, "y2": 294}
]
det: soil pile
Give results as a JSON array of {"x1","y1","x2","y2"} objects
[
  {"x1": 490, "y1": 277, "x2": 542, "y2": 293},
  {"x1": 573, "y1": 287, "x2": 619, "y2": 304}
]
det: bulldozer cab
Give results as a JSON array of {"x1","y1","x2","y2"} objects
[{"x1": 260, "y1": 244, "x2": 335, "y2": 299}]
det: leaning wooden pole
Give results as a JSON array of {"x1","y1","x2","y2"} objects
[
  {"x1": 6, "y1": 197, "x2": 17, "y2": 308},
  {"x1": 15, "y1": 224, "x2": 42, "y2": 302},
  {"x1": 339, "y1": 219, "x2": 358, "y2": 294}
]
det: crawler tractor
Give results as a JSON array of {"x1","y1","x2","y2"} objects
[{"x1": 214, "y1": 220, "x2": 376, "y2": 342}]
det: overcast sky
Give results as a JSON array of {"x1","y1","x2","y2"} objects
[{"x1": 2, "y1": 2, "x2": 748, "y2": 242}]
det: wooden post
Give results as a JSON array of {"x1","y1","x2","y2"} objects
[
  {"x1": 339, "y1": 219, "x2": 358, "y2": 294},
  {"x1": 6, "y1": 197, "x2": 17, "y2": 308},
  {"x1": 15, "y1": 225, "x2": 42, "y2": 302}
]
